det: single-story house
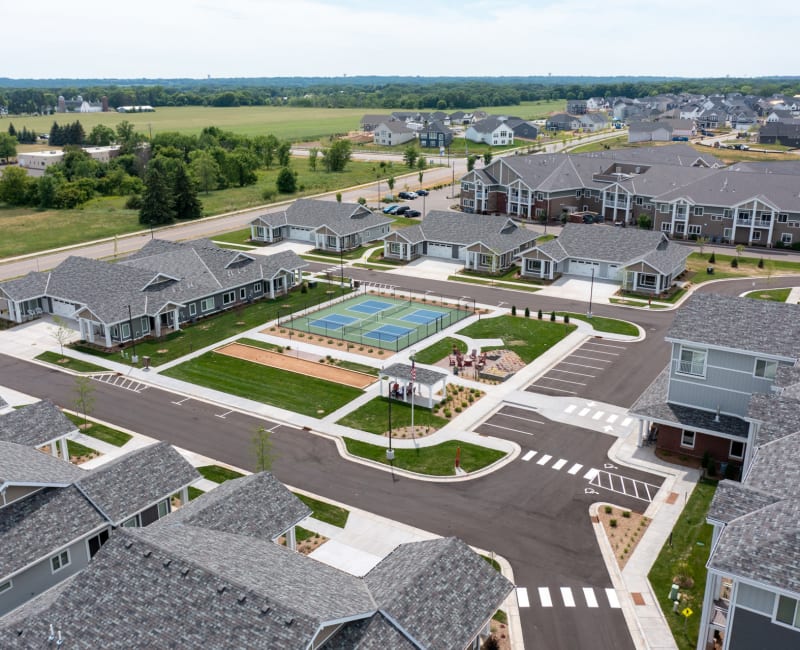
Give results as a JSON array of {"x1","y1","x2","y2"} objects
[
  {"x1": 517, "y1": 223, "x2": 690, "y2": 293},
  {"x1": 628, "y1": 122, "x2": 673, "y2": 143},
  {"x1": 465, "y1": 117, "x2": 514, "y2": 146},
  {"x1": 504, "y1": 117, "x2": 539, "y2": 140},
  {"x1": 373, "y1": 121, "x2": 416, "y2": 146},
  {"x1": 0, "y1": 400, "x2": 78, "y2": 465},
  {"x1": 382, "y1": 210, "x2": 539, "y2": 272},
  {"x1": 0, "y1": 239, "x2": 307, "y2": 348},
  {"x1": 545, "y1": 113, "x2": 582, "y2": 131},
  {"x1": 249, "y1": 198, "x2": 392, "y2": 252}
]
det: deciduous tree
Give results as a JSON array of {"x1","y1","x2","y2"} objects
[{"x1": 189, "y1": 150, "x2": 220, "y2": 194}]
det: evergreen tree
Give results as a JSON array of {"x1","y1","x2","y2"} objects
[
  {"x1": 139, "y1": 159, "x2": 175, "y2": 226},
  {"x1": 276, "y1": 166, "x2": 297, "y2": 194},
  {"x1": 7, "y1": 123, "x2": 16, "y2": 137},
  {"x1": 172, "y1": 163, "x2": 202, "y2": 220},
  {"x1": 49, "y1": 122, "x2": 63, "y2": 146}
]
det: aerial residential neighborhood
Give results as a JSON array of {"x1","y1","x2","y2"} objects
[{"x1": 2, "y1": 13, "x2": 800, "y2": 648}]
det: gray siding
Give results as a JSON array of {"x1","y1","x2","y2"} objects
[
  {"x1": 0, "y1": 535, "x2": 95, "y2": 616},
  {"x1": 729, "y1": 606, "x2": 800, "y2": 650}
]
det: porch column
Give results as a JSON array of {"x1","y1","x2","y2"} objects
[
  {"x1": 249, "y1": 224, "x2": 256, "y2": 240},
  {"x1": 50, "y1": 440, "x2": 58, "y2": 457},
  {"x1": 625, "y1": 193, "x2": 631, "y2": 224},
  {"x1": 732, "y1": 206, "x2": 739, "y2": 241},
  {"x1": 286, "y1": 526, "x2": 297, "y2": 551},
  {"x1": 614, "y1": 185, "x2": 620, "y2": 224},
  {"x1": 671, "y1": 203, "x2": 677, "y2": 234},
  {"x1": 601, "y1": 190, "x2": 607, "y2": 216},
  {"x1": 181, "y1": 487, "x2": 189, "y2": 508},
  {"x1": 269, "y1": 280, "x2": 275, "y2": 299},
  {"x1": 60, "y1": 435, "x2": 68, "y2": 461},
  {"x1": 637, "y1": 419, "x2": 646, "y2": 447},
  {"x1": 155, "y1": 317, "x2": 162, "y2": 338},
  {"x1": 748, "y1": 212, "x2": 755, "y2": 245},
  {"x1": 104, "y1": 325, "x2": 112, "y2": 348},
  {"x1": 527, "y1": 190, "x2": 532, "y2": 219},
  {"x1": 767, "y1": 209, "x2": 775, "y2": 247},
  {"x1": 173, "y1": 308, "x2": 180, "y2": 331},
  {"x1": 632, "y1": 272, "x2": 639, "y2": 292}
]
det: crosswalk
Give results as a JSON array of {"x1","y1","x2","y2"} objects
[
  {"x1": 517, "y1": 586, "x2": 622, "y2": 609},
  {"x1": 521, "y1": 449, "x2": 592, "y2": 480},
  {"x1": 563, "y1": 403, "x2": 633, "y2": 429},
  {"x1": 92, "y1": 373, "x2": 149, "y2": 393}
]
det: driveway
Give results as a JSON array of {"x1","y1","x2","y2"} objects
[
  {"x1": 385, "y1": 258, "x2": 464, "y2": 282},
  {"x1": 536, "y1": 277, "x2": 621, "y2": 303}
]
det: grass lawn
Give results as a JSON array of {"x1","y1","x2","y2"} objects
[
  {"x1": 212, "y1": 228, "x2": 256, "y2": 247},
  {"x1": 35, "y1": 351, "x2": 108, "y2": 373},
  {"x1": 328, "y1": 358, "x2": 379, "y2": 376},
  {"x1": 65, "y1": 439, "x2": 96, "y2": 459},
  {"x1": 474, "y1": 99, "x2": 566, "y2": 119},
  {"x1": 343, "y1": 438, "x2": 506, "y2": 475},
  {"x1": 688, "y1": 252, "x2": 800, "y2": 284},
  {"x1": 558, "y1": 313, "x2": 639, "y2": 336},
  {"x1": 72, "y1": 284, "x2": 343, "y2": 367},
  {"x1": 458, "y1": 316, "x2": 575, "y2": 363},
  {"x1": 743, "y1": 287, "x2": 792, "y2": 302},
  {"x1": 569, "y1": 134, "x2": 629, "y2": 153},
  {"x1": 367, "y1": 250, "x2": 406, "y2": 266},
  {"x1": 187, "y1": 486, "x2": 205, "y2": 501},
  {"x1": 237, "y1": 337, "x2": 285, "y2": 352},
  {"x1": 337, "y1": 397, "x2": 450, "y2": 435},
  {"x1": 447, "y1": 275, "x2": 541, "y2": 292},
  {"x1": 648, "y1": 479, "x2": 717, "y2": 650},
  {"x1": 482, "y1": 555, "x2": 502, "y2": 572},
  {"x1": 303, "y1": 244, "x2": 372, "y2": 261},
  {"x1": 162, "y1": 352, "x2": 362, "y2": 418},
  {"x1": 63, "y1": 412, "x2": 132, "y2": 447},
  {"x1": 293, "y1": 493, "x2": 349, "y2": 528},
  {"x1": 414, "y1": 337, "x2": 468, "y2": 364},
  {"x1": 197, "y1": 464, "x2": 246, "y2": 483}
]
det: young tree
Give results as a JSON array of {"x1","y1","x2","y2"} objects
[
  {"x1": 0, "y1": 166, "x2": 33, "y2": 205},
  {"x1": 139, "y1": 159, "x2": 175, "y2": 226},
  {"x1": 467, "y1": 155, "x2": 478, "y2": 172},
  {"x1": 418, "y1": 170, "x2": 424, "y2": 188},
  {"x1": 189, "y1": 150, "x2": 221, "y2": 194},
  {"x1": 696, "y1": 236, "x2": 708, "y2": 254},
  {"x1": 87, "y1": 124, "x2": 116, "y2": 146},
  {"x1": 276, "y1": 166, "x2": 297, "y2": 194},
  {"x1": 335, "y1": 192, "x2": 342, "y2": 203},
  {"x1": 321, "y1": 139, "x2": 352, "y2": 172},
  {"x1": 387, "y1": 176, "x2": 395, "y2": 196},
  {"x1": 251, "y1": 426, "x2": 275, "y2": 472},
  {"x1": 403, "y1": 145, "x2": 418, "y2": 168},
  {"x1": 483, "y1": 149, "x2": 493, "y2": 166},
  {"x1": 277, "y1": 141, "x2": 292, "y2": 167},
  {"x1": 637, "y1": 214, "x2": 652, "y2": 230},
  {"x1": 73, "y1": 375, "x2": 96, "y2": 430},
  {"x1": 51, "y1": 316, "x2": 72, "y2": 359},
  {"x1": 172, "y1": 162, "x2": 202, "y2": 220},
  {"x1": 308, "y1": 147, "x2": 319, "y2": 171}
]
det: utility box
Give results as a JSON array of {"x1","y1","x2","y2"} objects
[{"x1": 669, "y1": 584, "x2": 680, "y2": 601}]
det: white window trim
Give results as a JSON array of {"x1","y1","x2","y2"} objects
[
  {"x1": 781, "y1": 233, "x2": 792, "y2": 244},
  {"x1": 729, "y1": 440, "x2": 745, "y2": 460},
  {"x1": 189, "y1": 303, "x2": 197, "y2": 317},
  {"x1": 693, "y1": 206, "x2": 704, "y2": 216},
  {"x1": 253, "y1": 282, "x2": 263, "y2": 294},
  {"x1": 240, "y1": 288, "x2": 247, "y2": 300},
  {"x1": 680, "y1": 430, "x2": 696, "y2": 450},
  {"x1": 222, "y1": 291, "x2": 235, "y2": 306},
  {"x1": 754, "y1": 358, "x2": 778, "y2": 380},
  {"x1": 774, "y1": 594, "x2": 800, "y2": 630},
  {"x1": 200, "y1": 297, "x2": 215, "y2": 313},
  {"x1": 677, "y1": 346, "x2": 707, "y2": 378},
  {"x1": 688, "y1": 224, "x2": 702, "y2": 235},
  {"x1": 51, "y1": 549, "x2": 71, "y2": 574},
  {"x1": 661, "y1": 222, "x2": 672, "y2": 232}
]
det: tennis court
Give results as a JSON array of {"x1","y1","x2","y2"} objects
[{"x1": 283, "y1": 292, "x2": 473, "y2": 352}]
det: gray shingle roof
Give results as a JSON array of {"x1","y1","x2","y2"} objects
[
  {"x1": 417, "y1": 211, "x2": 539, "y2": 253},
  {"x1": 76, "y1": 442, "x2": 199, "y2": 524},
  {"x1": 748, "y1": 393, "x2": 800, "y2": 446},
  {"x1": 321, "y1": 612, "x2": 416, "y2": 649},
  {"x1": 159, "y1": 472, "x2": 310, "y2": 541},
  {"x1": 251, "y1": 198, "x2": 392, "y2": 238},
  {"x1": 0, "y1": 485, "x2": 105, "y2": 580},
  {"x1": 743, "y1": 432, "x2": 800, "y2": 500},
  {"x1": 364, "y1": 537, "x2": 513, "y2": 650},
  {"x1": 0, "y1": 400, "x2": 77, "y2": 447},
  {"x1": 0, "y1": 441, "x2": 85, "y2": 488},
  {"x1": 666, "y1": 294, "x2": 800, "y2": 359},
  {"x1": 707, "y1": 480, "x2": 781, "y2": 524},
  {"x1": 0, "y1": 271, "x2": 49, "y2": 302},
  {"x1": 382, "y1": 362, "x2": 448, "y2": 386}
]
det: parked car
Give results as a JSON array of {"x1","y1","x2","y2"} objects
[
  {"x1": 416, "y1": 189, "x2": 429, "y2": 196},
  {"x1": 405, "y1": 209, "x2": 421, "y2": 218},
  {"x1": 395, "y1": 205, "x2": 411, "y2": 215},
  {"x1": 382, "y1": 204, "x2": 400, "y2": 214},
  {"x1": 398, "y1": 191, "x2": 418, "y2": 199}
]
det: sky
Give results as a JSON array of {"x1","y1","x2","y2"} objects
[{"x1": 5, "y1": 0, "x2": 800, "y2": 79}]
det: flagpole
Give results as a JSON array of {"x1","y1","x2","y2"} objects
[{"x1": 410, "y1": 351, "x2": 416, "y2": 442}]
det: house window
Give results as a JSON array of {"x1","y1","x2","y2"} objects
[
  {"x1": 576, "y1": 190, "x2": 582, "y2": 198},
  {"x1": 240, "y1": 288, "x2": 247, "y2": 300},
  {"x1": 754, "y1": 358, "x2": 778, "y2": 380},
  {"x1": 678, "y1": 346, "x2": 707, "y2": 377},
  {"x1": 680, "y1": 430, "x2": 696, "y2": 449},
  {"x1": 693, "y1": 206, "x2": 704, "y2": 216},
  {"x1": 536, "y1": 192, "x2": 544, "y2": 201},
  {"x1": 51, "y1": 550, "x2": 71, "y2": 573},
  {"x1": 461, "y1": 182, "x2": 473, "y2": 192},
  {"x1": 462, "y1": 199, "x2": 474, "y2": 208},
  {"x1": 723, "y1": 209, "x2": 731, "y2": 218},
  {"x1": 751, "y1": 231, "x2": 761, "y2": 241},
  {"x1": 253, "y1": 282, "x2": 262, "y2": 294},
  {"x1": 87, "y1": 529, "x2": 110, "y2": 558},
  {"x1": 778, "y1": 213, "x2": 788, "y2": 223},
  {"x1": 775, "y1": 595, "x2": 800, "y2": 629},
  {"x1": 729, "y1": 440, "x2": 745, "y2": 460},
  {"x1": 189, "y1": 304, "x2": 197, "y2": 317},
  {"x1": 781, "y1": 233, "x2": 792, "y2": 245},
  {"x1": 222, "y1": 291, "x2": 235, "y2": 306},
  {"x1": 389, "y1": 242, "x2": 401, "y2": 255},
  {"x1": 200, "y1": 297, "x2": 215, "y2": 313},
  {"x1": 636, "y1": 197, "x2": 644, "y2": 205},
  {"x1": 122, "y1": 515, "x2": 140, "y2": 527},
  {"x1": 479, "y1": 254, "x2": 493, "y2": 266},
  {"x1": 711, "y1": 214, "x2": 723, "y2": 221},
  {"x1": 661, "y1": 222, "x2": 672, "y2": 233},
  {"x1": 674, "y1": 223, "x2": 685, "y2": 234},
  {"x1": 120, "y1": 322, "x2": 131, "y2": 341},
  {"x1": 723, "y1": 228, "x2": 732, "y2": 240},
  {"x1": 0, "y1": 580, "x2": 11, "y2": 594},
  {"x1": 736, "y1": 583, "x2": 775, "y2": 615},
  {"x1": 659, "y1": 204, "x2": 669, "y2": 213},
  {"x1": 688, "y1": 225, "x2": 702, "y2": 235},
  {"x1": 158, "y1": 500, "x2": 170, "y2": 518}
]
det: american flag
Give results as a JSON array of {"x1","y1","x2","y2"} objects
[{"x1": 410, "y1": 358, "x2": 416, "y2": 382}]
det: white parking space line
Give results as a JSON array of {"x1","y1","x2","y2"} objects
[
  {"x1": 568, "y1": 463, "x2": 583, "y2": 475},
  {"x1": 621, "y1": 417, "x2": 633, "y2": 427},
  {"x1": 552, "y1": 459, "x2": 568, "y2": 470},
  {"x1": 516, "y1": 588, "x2": 530, "y2": 608},
  {"x1": 500, "y1": 412, "x2": 547, "y2": 425},
  {"x1": 522, "y1": 450, "x2": 537, "y2": 462},
  {"x1": 606, "y1": 414, "x2": 619, "y2": 424},
  {"x1": 589, "y1": 470, "x2": 661, "y2": 503},
  {"x1": 579, "y1": 348, "x2": 620, "y2": 356},
  {"x1": 578, "y1": 407, "x2": 591, "y2": 416},
  {"x1": 606, "y1": 589, "x2": 621, "y2": 608},
  {"x1": 549, "y1": 368, "x2": 596, "y2": 378},
  {"x1": 560, "y1": 361, "x2": 605, "y2": 371},
  {"x1": 541, "y1": 377, "x2": 586, "y2": 386},
  {"x1": 591, "y1": 411, "x2": 605, "y2": 420},
  {"x1": 564, "y1": 404, "x2": 577, "y2": 414},
  {"x1": 584, "y1": 468, "x2": 599, "y2": 480},
  {"x1": 571, "y1": 354, "x2": 612, "y2": 363},
  {"x1": 561, "y1": 587, "x2": 576, "y2": 607},
  {"x1": 586, "y1": 341, "x2": 628, "y2": 349},
  {"x1": 533, "y1": 385, "x2": 577, "y2": 395},
  {"x1": 536, "y1": 454, "x2": 553, "y2": 466},
  {"x1": 583, "y1": 588, "x2": 599, "y2": 608},
  {"x1": 483, "y1": 422, "x2": 536, "y2": 436},
  {"x1": 538, "y1": 587, "x2": 552, "y2": 607}
]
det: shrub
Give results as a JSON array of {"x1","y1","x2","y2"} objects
[
  {"x1": 758, "y1": 257, "x2": 764, "y2": 269},
  {"x1": 701, "y1": 450, "x2": 711, "y2": 469},
  {"x1": 125, "y1": 194, "x2": 142, "y2": 210},
  {"x1": 708, "y1": 252, "x2": 716, "y2": 263},
  {"x1": 550, "y1": 310, "x2": 556, "y2": 321},
  {"x1": 610, "y1": 519, "x2": 618, "y2": 528},
  {"x1": 622, "y1": 511, "x2": 631, "y2": 518},
  {"x1": 511, "y1": 305, "x2": 517, "y2": 316},
  {"x1": 357, "y1": 196, "x2": 366, "y2": 205},
  {"x1": 524, "y1": 307, "x2": 530, "y2": 318},
  {"x1": 537, "y1": 309, "x2": 543, "y2": 320},
  {"x1": 564, "y1": 314, "x2": 570, "y2": 324},
  {"x1": 262, "y1": 188, "x2": 276, "y2": 202},
  {"x1": 301, "y1": 282, "x2": 308, "y2": 294},
  {"x1": 731, "y1": 258, "x2": 738, "y2": 268},
  {"x1": 604, "y1": 505, "x2": 613, "y2": 514},
  {"x1": 482, "y1": 637, "x2": 500, "y2": 650}
]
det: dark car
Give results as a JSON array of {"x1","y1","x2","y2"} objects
[
  {"x1": 382, "y1": 204, "x2": 400, "y2": 214},
  {"x1": 416, "y1": 189, "x2": 429, "y2": 196},
  {"x1": 397, "y1": 191, "x2": 417, "y2": 200},
  {"x1": 405, "y1": 209, "x2": 421, "y2": 218},
  {"x1": 395, "y1": 205, "x2": 411, "y2": 215}
]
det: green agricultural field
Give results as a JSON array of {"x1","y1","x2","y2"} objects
[{"x1": 473, "y1": 99, "x2": 566, "y2": 120}]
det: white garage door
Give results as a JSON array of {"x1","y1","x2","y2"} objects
[
  {"x1": 51, "y1": 298, "x2": 77, "y2": 318},
  {"x1": 427, "y1": 243, "x2": 454, "y2": 259},
  {"x1": 569, "y1": 259, "x2": 600, "y2": 277},
  {"x1": 289, "y1": 227, "x2": 313, "y2": 241},
  {"x1": 605, "y1": 264, "x2": 622, "y2": 281}
]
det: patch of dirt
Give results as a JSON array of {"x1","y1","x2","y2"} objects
[
  {"x1": 597, "y1": 506, "x2": 651, "y2": 570},
  {"x1": 489, "y1": 618, "x2": 511, "y2": 650},
  {"x1": 216, "y1": 343, "x2": 376, "y2": 388},
  {"x1": 277, "y1": 532, "x2": 329, "y2": 555}
]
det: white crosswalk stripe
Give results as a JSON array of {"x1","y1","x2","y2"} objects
[
  {"x1": 606, "y1": 414, "x2": 619, "y2": 424},
  {"x1": 529, "y1": 587, "x2": 618, "y2": 609},
  {"x1": 578, "y1": 407, "x2": 591, "y2": 416},
  {"x1": 568, "y1": 463, "x2": 583, "y2": 475},
  {"x1": 522, "y1": 450, "x2": 536, "y2": 462},
  {"x1": 583, "y1": 588, "x2": 599, "y2": 607},
  {"x1": 536, "y1": 454, "x2": 553, "y2": 465},
  {"x1": 591, "y1": 411, "x2": 605, "y2": 420},
  {"x1": 551, "y1": 458, "x2": 568, "y2": 470},
  {"x1": 584, "y1": 468, "x2": 599, "y2": 480},
  {"x1": 538, "y1": 587, "x2": 552, "y2": 607},
  {"x1": 606, "y1": 588, "x2": 621, "y2": 608},
  {"x1": 561, "y1": 587, "x2": 576, "y2": 607},
  {"x1": 564, "y1": 404, "x2": 577, "y2": 414},
  {"x1": 516, "y1": 587, "x2": 530, "y2": 608},
  {"x1": 621, "y1": 417, "x2": 632, "y2": 427}
]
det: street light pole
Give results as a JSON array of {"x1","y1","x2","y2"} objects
[
  {"x1": 410, "y1": 351, "x2": 416, "y2": 442},
  {"x1": 587, "y1": 267, "x2": 595, "y2": 318},
  {"x1": 127, "y1": 304, "x2": 138, "y2": 364},
  {"x1": 339, "y1": 244, "x2": 345, "y2": 295},
  {"x1": 386, "y1": 381, "x2": 394, "y2": 463}
]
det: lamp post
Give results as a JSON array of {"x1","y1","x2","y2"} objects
[
  {"x1": 587, "y1": 267, "x2": 595, "y2": 318},
  {"x1": 127, "y1": 304, "x2": 138, "y2": 365},
  {"x1": 339, "y1": 243, "x2": 345, "y2": 295},
  {"x1": 386, "y1": 376, "x2": 394, "y2": 463},
  {"x1": 410, "y1": 350, "x2": 416, "y2": 442}
]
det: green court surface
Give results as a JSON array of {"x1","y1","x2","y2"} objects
[{"x1": 286, "y1": 292, "x2": 472, "y2": 352}]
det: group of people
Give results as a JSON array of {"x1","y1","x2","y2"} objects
[{"x1": 390, "y1": 382, "x2": 417, "y2": 400}]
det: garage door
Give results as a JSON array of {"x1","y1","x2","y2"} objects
[
  {"x1": 51, "y1": 298, "x2": 77, "y2": 318},
  {"x1": 605, "y1": 264, "x2": 622, "y2": 281},
  {"x1": 427, "y1": 243, "x2": 454, "y2": 259},
  {"x1": 569, "y1": 259, "x2": 600, "y2": 277}
]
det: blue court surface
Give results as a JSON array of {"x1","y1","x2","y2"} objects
[
  {"x1": 347, "y1": 299, "x2": 394, "y2": 315},
  {"x1": 363, "y1": 324, "x2": 414, "y2": 342},
  {"x1": 309, "y1": 314, "x2": 358, "y2": 330},
  {"x1": 401, "y1": 308, "x2": 447, "y2": 325}
]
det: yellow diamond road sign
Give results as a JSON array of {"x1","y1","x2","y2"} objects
[{"x1": 682, "y1": 607, "x2": 694, "y2": 618}]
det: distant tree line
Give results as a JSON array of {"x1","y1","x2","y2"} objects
[{"x1": 1, "y1": 77, "x2": 799, "y2": 114}]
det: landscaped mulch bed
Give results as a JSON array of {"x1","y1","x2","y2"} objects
[{"x1": 597, "y1": 505, "x2": 651, "y2": 570}]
